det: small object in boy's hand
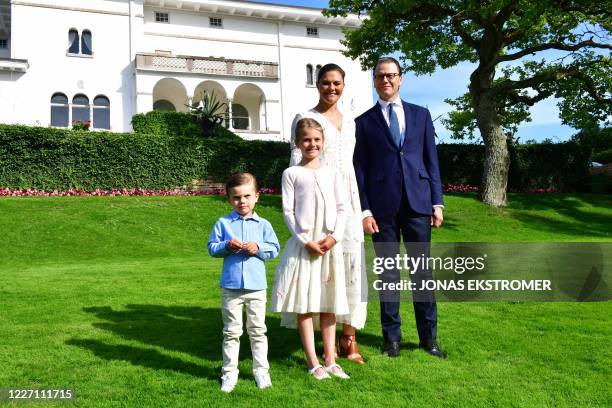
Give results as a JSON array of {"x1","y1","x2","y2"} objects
[
  {"x1": 242, "y1": 241, "x2": 259, "y2": 255},
  {"x1": 228, "y1": 238, "x2": 243, "y2": 252}
]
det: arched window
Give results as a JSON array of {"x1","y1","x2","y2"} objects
[
  {"x1": 315, "y1": 64, "x2": 322, "y2": 84},
  {"x1": 306, "y1": 64, "x2": 314, "y2": 85},
  {"x1": 231, "y1": 104, "x2": 249, "y2": 130},
  {"x1": 81, "y1": 30, "x2": 92, "y2": 55},
  {"x1": 72, "y1": 94, "x2": 90, "y2": 124},
  {"x1": 50, "y1": 93, "x2": 69, "y2": 127},
  {"x1": 153, "y1": 99, "x2": 176, "y2": 111},
  {"x1": 68, "y1": 29, "x2": 79, "y2": 54},
  {"x1": 93, "y1": 95, "x2": 110, "y2": 129}
]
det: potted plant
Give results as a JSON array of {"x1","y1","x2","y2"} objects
[
  {"x1": 72, "y1": 120, "x2": 91, "y2": 131},
  {"x1": 187, "y1": 91, "x2": 227, "y2": 137}
]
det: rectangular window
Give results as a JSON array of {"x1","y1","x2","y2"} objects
[
  {"x1": 51, "y1": 106, "x2": 69, "y2": 127},
  {"x1": 72, "y1": 106, "x2": 89, "y2": 123},
  {"x1": 306, "y1": 27, "x2": 319, "y2": 37},
  {"x1": 0, "y1": 39, "x2": 7, "y2": 49},
  {"x1": 155, "y1": 12, "x2": 169, "y2": 23},
  {"x1": 210, "y1": 17, "x2": 223, "y2": 28},
  {"x1": 93, "y1": 108, "x2": 110, "y2": 130}
]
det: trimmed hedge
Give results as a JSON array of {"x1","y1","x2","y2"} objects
[
  {"x1": 131, "y1": 111, "x2": 240, "y2": 141},
  {"x1": 0, "y1": 123, "x2": 593, "y2": 192},
  {"x1": 0, "y1": 124, "x2": 287, "y2": 190},
  {"x1": 437, "y1": 143, "x2": 592, "y2": 191},
  {"x1": 508, "y1": 143, "x2": 591, "y2": 191},
  {"x1": 593, "y1": 148, "x2": 612, "y2": 164}
]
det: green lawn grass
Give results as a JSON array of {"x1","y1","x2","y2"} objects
[{"x1": 1, "y1": 193, "x2": 610, "y2": 407}]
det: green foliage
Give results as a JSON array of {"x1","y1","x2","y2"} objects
[
  {"x1": 131, "y1": 111, "x2": 201, "y2": 138},
  {"x1": 571, "y1": 126, "x2": 612, "y2": 158},
  {"x1": 0, "y1": 124, "x2": 287, "y2": 190},
  {"x1": 437, "y1": 142, "x2": 592, "y2": 191},
  {"x1": 593, "y1": 148, "x2": 612, "y2": 164},
  {"x1": 0, "y1": 123, "x2": 593, "y2": 191},
  {"x1": 71, "y1": 120, "x2": 91, "y2": 131},
  {"x1": 437, "y1": 143, "x2": 485, "y2": 185},
  {"x1": 508, "y1": 142, "x2": 592, "y2": 191},
  {"x1": 443, "y1": 91, "x2": 531, "y2": 140},
  {"x1": 326, "y1": 0, "x2": 611, "y2": 137},
  {"x1": 131, "y1": 110, "x2": 239, "y2": 141}
]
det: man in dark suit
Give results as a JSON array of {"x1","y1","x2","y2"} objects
[{"x1": 354, "y1": 57, "x2": 446, "y2": 358}]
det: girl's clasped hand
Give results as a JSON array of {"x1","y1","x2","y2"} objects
[{"x1": 305, "y1": 236, "x2": 336, "y2": 256}]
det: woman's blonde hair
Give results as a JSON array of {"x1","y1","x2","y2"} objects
[{"x1": 294, "y1": 117, "x2": 324, "y2": 144}]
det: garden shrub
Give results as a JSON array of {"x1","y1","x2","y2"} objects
[{"x1": 0, "y1": 123, "x2": 592, "y2": 191}]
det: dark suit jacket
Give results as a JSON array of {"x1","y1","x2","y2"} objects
[{"x1": 354, "y1": 100, "x2": 443, "y2": 217}]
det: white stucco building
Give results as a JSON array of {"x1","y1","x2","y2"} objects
[{"x1": 0, "y1": 0, "x2": 373, "y2": 140}]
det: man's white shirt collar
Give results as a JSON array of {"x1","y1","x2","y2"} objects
[{"x1": 378, "y1": 97, "x2": 402, "y2": 109}]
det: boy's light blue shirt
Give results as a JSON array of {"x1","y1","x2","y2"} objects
[{"x1": 207, "y1": 211, "x2": 280, "y2": 290}]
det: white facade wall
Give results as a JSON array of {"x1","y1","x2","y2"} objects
[
  {"x1": 278, "y1": 21, "x2": 373, "y2": 134},
  {"x1": 0, "y1": 0, "x2": 373, "y2": 140},
  {"x1": 141, "y1": 8, "x2": 280, "y2": 62},
  {"x1": 2, "y1": 0, "x2": 133, "y2": 131}
]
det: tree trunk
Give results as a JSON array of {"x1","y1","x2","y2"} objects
[{"x1": 474, "y1": 93, "x2": 509, "y2": 207}]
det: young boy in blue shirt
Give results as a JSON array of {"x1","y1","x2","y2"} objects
[{"x1": 208, "y1": 173, "x2": 280, "y2": 393}]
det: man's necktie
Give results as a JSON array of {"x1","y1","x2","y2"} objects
[{"x1": 388, "y1": 104, "x2": 403, "y2": 148}]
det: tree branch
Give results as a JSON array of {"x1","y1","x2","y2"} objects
[
  {"x1": 505, "y1": 89, "x2": 551, "y2": 106},
  {"x1": 492, "y1": 67, "x2": 577, "y2": 94},
  {"x1": 502, "y1": 27, "x2": 529, "y2": 46},
  {"x1": 494, "y1": 0, "x2": 520, "y2": 27},
  {"x1": 555, "y1": 0, "x2": 610, "y2": 15},
  {"x1": 451, "y1": 13, "x2": 479, "y2": 49},
  {"x1": 574, "y1": 72, "x2": 612, "y2": 105},
  {"x1": 497, "y1": 39, "x2": 612, "y2": 63},
  {"x1": 492, "y1": 66, "x2": 612, "y2": 105}
]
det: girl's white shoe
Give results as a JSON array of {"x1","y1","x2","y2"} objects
[
  {"x1": 324, "y1": 364, "x2": 350, "y2": 379},
  {"x1": 308, "y1": 364, "x2": 331, "y2": 380}
]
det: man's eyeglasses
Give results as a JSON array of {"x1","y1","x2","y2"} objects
[{"x1": 374, "y1": 73, "x2": 401, "y2": 81}]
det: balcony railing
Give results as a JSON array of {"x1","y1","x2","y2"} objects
[{"x1": 136, "y1": 53, "x2": 278, "y2": 79}]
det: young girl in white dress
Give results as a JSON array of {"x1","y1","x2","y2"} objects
[{"x1": 270, "y1": 118, "x2": 350, "y2": 380}]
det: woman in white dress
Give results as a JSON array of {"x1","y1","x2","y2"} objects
[
  {"x1": 270, "y1": 118, "x2": 350, "y2": 380},
  {"x1": 290, "y1": 64, "x2": 367, "y2": 364}
]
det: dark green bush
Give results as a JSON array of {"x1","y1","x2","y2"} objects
[
  {"x1": 0, "y1": 124, "x2": 287, "y2": 190},
  {"x1": 437, "y1": 142, "x2": 591, "y2": 191},
  {"x1": 131, "y1": 111, "x2": 199, "y2": 138},
  {"x1": 131, "y1": 111, "x2": 240, "y2": 141},
  {"x1": 437, "y1": 144, "x2": 484, "y2": 185},
  {"x1": 593, "y1": 148, "x2": 612, "y2": 164},
  {"x1": 0, "y1": 123, "x2": 593, "y2": 192},
  {"x1": 508, "y1": 142, "x2": 591, "y2": 191}
]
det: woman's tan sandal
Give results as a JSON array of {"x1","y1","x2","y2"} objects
[{"x1": 339, "y1": 334, "x2": 365, "y2": 364}]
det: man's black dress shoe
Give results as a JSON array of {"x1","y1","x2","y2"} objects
[
  {"x1": 419, "y1": 341, "x2": 447, "y2": 359},
  {"x1": 383, "y1": 341, "x2": 400, "y2": 357}
]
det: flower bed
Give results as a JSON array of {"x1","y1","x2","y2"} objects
[
  {"x1": 1, "y1": 185, "x2": 579, "y2": 197},
  {"x1": 0, "y1": 187, "x2": 279, "y2": 197}
]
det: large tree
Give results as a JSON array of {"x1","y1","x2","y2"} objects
[{"x1": 326, "y1": 0, "x2": 611, "y2": 206}]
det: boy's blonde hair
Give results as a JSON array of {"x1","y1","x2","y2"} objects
[
  {"x1": 294, "y1": 117, "x2": 324, "y2": 144},
  {"x1": 225, "y1": 172, "x2": 258, "y2": 195}
]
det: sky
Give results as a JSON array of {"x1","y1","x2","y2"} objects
[{"x1": 251, "y1": 0, "x2": 578, "y2": 143}]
